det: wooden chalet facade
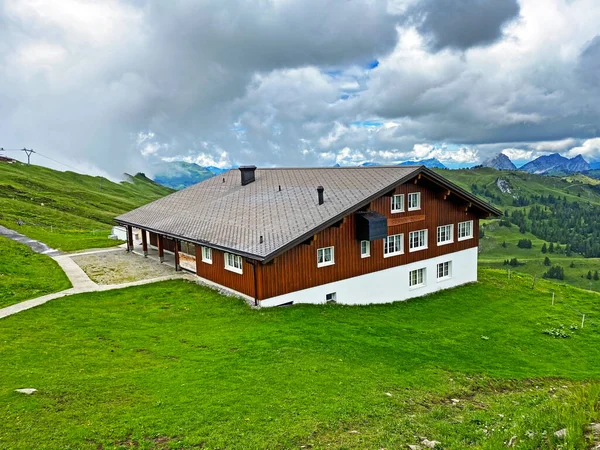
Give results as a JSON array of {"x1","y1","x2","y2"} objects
[{"x1": 116, "y1": 166, "x2": 500, "y2": 306}]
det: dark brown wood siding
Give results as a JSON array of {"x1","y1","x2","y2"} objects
[
  {"x1": 195, "y1": 246, "x2": 257, "y2": 298},
  {"x1": 257, "y1": 178, "x2": 481, "y2": 300}
]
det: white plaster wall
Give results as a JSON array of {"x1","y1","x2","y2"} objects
[
  {"x1": 259, "y1": 247, "x2": 478, "y2": 307},
  {"x1": 111, "y1": 226, "x2": 127, "y2": 240}
]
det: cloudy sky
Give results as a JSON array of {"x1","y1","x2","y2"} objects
[{"x1": 1, "y1": 0, "x2": 600, "y2": 177}]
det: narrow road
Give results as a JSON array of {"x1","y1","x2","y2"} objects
[
  {"x1": 0, "y1": 224, "x2": 60, "y2": 256},
  {"x1": 0, "y1": 227, "x2": 194, "y2": 319}
]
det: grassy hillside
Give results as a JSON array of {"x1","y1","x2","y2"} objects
[
  {"x1": 0, "y1": 236, "x2": 71, "y2": 307},
  {"x1": 436, "y1": 167, "x2": 600, "y2": 208},
  {"x1": 480, "y1": 220, "x2": 600, "y2": 293},
  {"x1": 0, "y1": 162, "x2": 173, "y2": 251},
  {"x1": 1, "y1": 269, "x2": 600, "y2": 449}
]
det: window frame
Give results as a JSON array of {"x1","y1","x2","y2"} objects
[
  {"x1": 201, "y1": 246, "x2": 212, "y2": 264},
  {"x1": 409, "y1": 268, "x2": 426, "y2": 288},
  {"x1": 224, "y1": 252, "x2": 243, "y2": 274},
  {"x1": 408, "y1": 229, "x2": 428, "y2": 252},
  {"x1": 458, "y1": 220, "x2": 474, "y2": 241},
  {"x1": 383, "y1": 233, "x2": 404, "y2": 258},
  {"x1": 437, "y1": 224, "x2": 454, "y2": 246},
  {"x1": 437, "y1": 261, "x2": 451, "y2": 281},
  {"x1": 180, "y1": 241, "x2": 195, "y2": 256},
  {"x1": 360, "y1": 240, "x2": 370, "y2": 258},
  {"x1": 408, "y1": 192, "x2": 421, "y2": 211},
  {"x1": 391, "y1": 194, "x2": 405, "y2": 213},
  {"x1": 317, "y1": 246, "x2": 335, "y2": 268}
]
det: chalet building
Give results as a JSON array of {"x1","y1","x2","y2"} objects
[{"x1": 116, "y1": 166, "x2": 500, "y2": 306}]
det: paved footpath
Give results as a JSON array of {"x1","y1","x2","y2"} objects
[
  {"x1": 0, "y1": 224, "x2": 60, "y2": 256},
  {"x1": 1, "y1": 229, "x2": 194, "y2": 319}
]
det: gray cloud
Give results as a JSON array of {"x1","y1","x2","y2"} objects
[
  {"x1": 1, "y1": 0, "x2": 600, "y2": 176},
  {"x1": 410, "y1": 0, "x2": 520, "y2": 51}
]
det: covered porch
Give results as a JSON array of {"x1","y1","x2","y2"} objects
[{"x1": 122, "y1": 225, "x2": 197, "y2": 274}]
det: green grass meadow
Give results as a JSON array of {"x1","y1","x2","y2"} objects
[
  {"x1": 0, "y1": 163, "x2": 173, "y2": 251},
  {"x1": 0, "y1": 236, "x2": 71, "y2": 308},
  {"x1": 1, "y1": 269, "x2": 600, "y2": 449},
  {"x1": 479, "y1": 220, "x2": 600, "y2": 293}
]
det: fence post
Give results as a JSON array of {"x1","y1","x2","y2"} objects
[
  {"x1": 508, "y1": 269, "x2": 511, "y2": 279},
  {"x1": 552, "y1": 292, "x2": 555, "y2": 305},
  {"x1": 582, "y1": 314, "x2": 585, "y2": 328},
  {"x1": 532, "y1": 276, "x2": 536, "y2": 289}
]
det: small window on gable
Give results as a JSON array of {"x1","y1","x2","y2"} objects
[
  {"x1": 409, "y1": 229, "x2": 428, "y2": 252},
  {"x1": 224, "y1": 252, "x2": 243, "y2": 274},
  {"x1": 360, "y1": 240, "x2": 370, "y2": 258},
  {"x1": 408, "y1": 192, "x2": 421, "y2": 211},
  {"x1": 383, "y1": 234, "x2": 403, "y2": 257},
  {"x1": 391, "y1": 194, "x2": 404, "y2": 213},
  {"x1": 317, "y1": 246, "x2": 335, "y2": 268},
  {"x1": 458, "y1": 220, "x2": 473, "y2": 241},
  {"x1": 202, "y1": 246, "x2": 212, "y2": 264},
  {"x1": 437, "y1": 224, "x2": 454, "y2": 246}
]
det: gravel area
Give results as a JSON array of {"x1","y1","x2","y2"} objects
[{"x1": 71, "y1": 251, "x2": 176, "y2": 285}]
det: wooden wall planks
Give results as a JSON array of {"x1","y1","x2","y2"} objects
[{"x1": 257, "y1": 178, "x2": 481, "y2": 300}]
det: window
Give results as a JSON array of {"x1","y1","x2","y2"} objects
[
  {"x1": 224, "y1": 252, "x2": 243, "y2": 274},
  {"x1": 180, "y1": 241, "x2": 195, "y2": 255},
  {"x1": 409, "y1": 229, "x2": 428, "y2": 252},
  {"x1": 325, "y1": 292, "x2": 337, "y2": 304},
  {"x1": 383, "y1": 234, "x2": 404, "y2": 257},
  {"x1": 409, "y1": 268, "x2": 425, "y2": 287},
  {"x1": 201, "y1": 246, "x2": 212, "y2": 264},
  {"x1": 437, "y1": 224, "x2": 454, "y2": 246},
  {"x1": 458, "y1": 220, "x2": 473, "y2": 241},
  {"x1": 317, "y1": 246, "x2": 335, "y2": 267},
  {"x1": 408, "y1": 192, "x2": 421, "y2": 211},
  {"x1": 437, "y1": 261, "x2": 451, "y2": 280},
  {"x1": 391, "y1": 194, "x2": 404, "y2": 213},
  {"x1": 360, "y1": 240, "x2": 370, "y2": 258}
]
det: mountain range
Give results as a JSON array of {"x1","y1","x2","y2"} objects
[
  {"x1": 155, "y1": 158, "x2": 448, "y2": 190},
  {"x1": 153, "y1": 154, "x2": 599, "y2": 190},
  {"x1": 483, "y1": 152, "x2": 592, "y2": 175}
]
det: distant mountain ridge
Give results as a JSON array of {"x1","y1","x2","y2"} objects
[
  {"x1": 519, "y1": 153, "x2": 590, "y2": 174},
  {"x1": 359, "y1": 158, "x2": 447, "y2": 169},
  {"x1": 153, "y1": 161, "x2": 228, "y2": 190},
  {"x1": 483, "y1": 153, "x2": 517, "y2": 171}
]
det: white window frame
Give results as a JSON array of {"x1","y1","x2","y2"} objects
[
  {"x1": 458, "y1": 220, "x2": 474, "y2": 241},
  {"x1": 317, "y1": 246, "x2": 335, "y2": 268},
  {"x1": 391, "y1": 194, "x2": 404, "y2": 213},
  {"x1": 437, "y1": 261, "x2": 451, "y2": 281},
  {"x1": 408, "y1": 192, "x2": 421, "y2": 211},
  {"x1": 437, "y1": 224, "x2": 454, "y2": 246},
  {"x1": 325, "y1": 292, "x2": 337, "y2": 303},
  {"x1": 201, "y1": 246, "x2": 212, "y2": 264},
  {"x1": 224, "y1": 252, "x2": 243, "y2": 274},
  {"x1": 409, "y1": 268, "x2": 426, "y2": 288},
  {"x1": 360, "y1": 240, "x2": 370, "y2": 258},
  {"x1": 383, "y1": 234, "x2": 404, "y2": 258},
  {"x1": 409, "y1": 229, "x2": 428, "y2": 252}
]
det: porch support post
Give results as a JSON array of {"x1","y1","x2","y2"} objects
[
  {"x1": 157, "y1": 235, "x2": 164, "y2": 263},
  {"x1": 141, "y1": 230, "x2": 148, "y2": 257},
  {"x1": 126, "y1": 226, "x2": 134, "y2": 252},
  {"x1": 174, "y1": 239, "x2": 181, "y2": 271}
]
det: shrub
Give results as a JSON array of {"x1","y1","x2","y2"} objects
[
  {"x1": 543, "y1": 265, "x2": 564, "y2": 280},
  {"x1": 544, "y1": 256, "x2": 551, "y2": 266},
  {"x1": 541, "y1": 243, "x2": 547, "y2": 254},
  {"x1": 517, "y1": 239, "x2": 532, "y2": 249}
]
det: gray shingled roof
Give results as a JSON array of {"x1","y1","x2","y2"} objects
[{"x1": 116, "y1": 166, "x2": 423, "y2": 260}]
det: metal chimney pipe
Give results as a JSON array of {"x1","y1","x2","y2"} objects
[{"x1": 317, "y1": 186, "x2": 324, "y2": 205}]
